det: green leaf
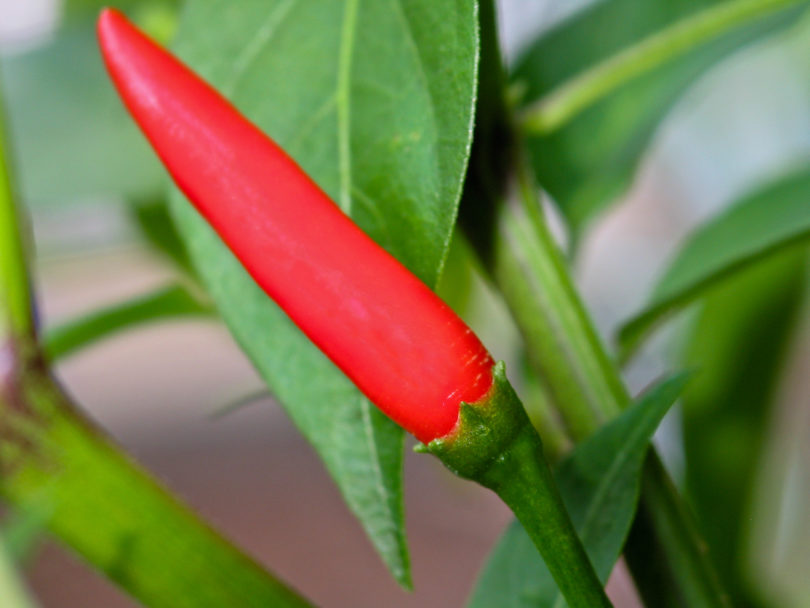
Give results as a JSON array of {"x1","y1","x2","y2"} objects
[
  {"x1": 512, "y1": 0, "x2": 806, "y2": 235},
  {"x1": 132, "y1": 199, "x2": 195, "y2": 274},
  {"x1": 169, "y1": 0, "x2": 479, "y2": 586},
  {"x1": 44, "y1": 284, "x2": 212, "y2": 361},
  {"x1": 62, "y1": 1, "x2": 181, "y2": 44},
  {"x1": 63, "y1": 0, "x2": 181, "y2": 20},
  {"x1": 469, "y1": 374, "x2": 688, "y2": 608},
  {"x1": 1, "y1": 23, "x2": 163, "y2": 206},
  {"x1": 679, "y1": 252, "x2": 806, "y2": 605},
  {"x1": 619, "y1": 166, "x2": 810, "y2": 358}
]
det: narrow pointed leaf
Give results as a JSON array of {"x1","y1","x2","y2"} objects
[
  {"x1": 169, "y1": 0, "x2": 479, "y2": 585},
  {"x1": 44, "y1": 284, "x2": 212, "y2": 361},
  {"x1": 619, "y1": 166, "x2": 810, "y2": 357},
  {"x1": 132, "y1": 199, "x2": 195, "y2": 274},
  {"x1": 469, "y1": 374, "x2": 689, "y2": 608}
]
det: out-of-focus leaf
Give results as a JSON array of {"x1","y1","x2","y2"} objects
[
  {"x1": 512, "y1": 0, "x2": 807, "y2": 235},
  {"x1": 680, "y1": 251, "x2": 806, "y2": 605},
  {"x1": 1, "y1": 24, "x2": 163, "y2": 206},
  {"x1": 436, "y1": 231, "x2": 476, "y2": 318},
  {"x1": 62, "y1": 0, "x2": 180, "y2": 21},
  {"x1": 169, "y1": 0, "x2": 478, "y2": 586},
  {"x1": 62, "y1": 1, "x2": 181, "y2": 44},
  {"x1": 2, "y1": 501, "x2": 50, "y2": 564},
  {"x1": 619, "y1": 166, "x2": 810, "y2": 357},
  {"x1": 469, "y1": 374, "x2": 688, "y2": 608},
  {"x1": 132, "y1": 199, "x2": 194, "y2": 274},
  {"x1": 44, "y1": 284, "x2": 212, "y2": 361}
]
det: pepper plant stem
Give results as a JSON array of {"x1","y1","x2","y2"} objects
[
  {"x1": 0, "y1": 94, "x2": 33, "y2": 342},
  {"x1": 486, "y1": 147, "x2": 728, "y2": 607},
  {"x1": 426, "y1": 364, "x2": 612, "y2": 608},
  {"x1": 0, "y1": 361, "x2": 313, "y2": 608},
  {"x1": 520, "y1": 0, "x2": 807, "y2": 134},
  {"x1": 483, "y1": 423, "x2": 612, "y2": 608},
  {"x1": 0, "y1": 540, "x2": 34, "y2": 608},
  {"x1": 465, "y1": 5, "x2": 726, "y2": 603}
]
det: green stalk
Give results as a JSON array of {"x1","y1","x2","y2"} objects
[
  {"x1": 0, "y1": 362, "x2": 312, "y2": 608},
  {"x1": 0, "y1": 99, "x2": 33, "y2": 341},
  {"x1": 521, "y1": 0, "x2": 806, "y2": 134},
  {"x1": 425, "y1": 363, "x2": 612, "y2": 608},
  {"x1": 482, "y1": 424, "x2": 610, "y2": 608},
  {"x1": 493, "y1": 163, "x2": 625, "y2": 438},
  {"x1": 0, "y1": 541, "x2": 35, "y2": 608},
  {"x1": 466, "y1": 7, "x2": 729, "y2": 602},
  {"x1": 489, "y1": 149, "x2": 728, "y2": 607}
]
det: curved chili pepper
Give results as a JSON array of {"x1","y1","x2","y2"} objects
[{"x1": 97, "y1": 8, "x2": 493, "y2": 444}]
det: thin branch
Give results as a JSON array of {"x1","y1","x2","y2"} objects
[{"x1": 521, "y1": 0, "x2": 805, "y2": 134}]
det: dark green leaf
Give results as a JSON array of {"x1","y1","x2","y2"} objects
[
  {"x1": 513, "y1": 0, "x2": 805, "y2": 235},
  {"x1": 45, "y1": 284, "x2": 212, "y2": 361},
  {"x1": 469, "y1": 374, "x2": 688, "y2": 608},
  {"x1": 132, "y1": 199, "x2": 194, "y2": 274},
  {"x1": 619, "y1": 166, "x2": 810, "y2": 357},
  {"x1": 63, "y1": 0, "x2": 181, "y2": 21},
  {"x1": 169, "y1": 0, "x2": 479, "y2": 586},
  {"x1": 1, "y1": 24, "x2": 163, "y2": 206},
  {"x1": 680, "y1": 252, "x2": 806, "y2": 605}
]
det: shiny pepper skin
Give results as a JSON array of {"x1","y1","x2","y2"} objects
[{"x1": 97, "y1": 8, "x2": 494, "y2": 443}]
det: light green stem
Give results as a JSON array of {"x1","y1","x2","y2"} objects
[
  {"x1": 0, "y1": 541, "x2": 35, "y2": 608},
  {"x1": 521, "y1": 0, "x2": 805, "y2": 134},
  {"x1": 469, "y1": 2, "x2": 729, "y2": 604},
  {"x1": 0, "y1": 98, "x2": 33, "y2": 341},
  {"x1": 427, "y1": 363, "x2": 612, "y2": 608},
  {"x1": 0, "y1": 364, "x2": 312, "y2": 608},
  {"x1": 492, "y1": 155, "x2": 625, "y2": 438},
  {"x1": 500, "y1": 150, "x2": 728, "y2": 607}
]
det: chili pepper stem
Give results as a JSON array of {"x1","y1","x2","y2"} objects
[{"x1": 425, "y1": 363, "x2": 612, "y2": 608}]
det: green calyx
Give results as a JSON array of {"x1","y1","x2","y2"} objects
[{"x1": 423, "y1": 361, "x2": 530, "y2": 480}]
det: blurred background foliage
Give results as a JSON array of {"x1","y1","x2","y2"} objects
[{"x1": 1, "y1": 0, "x2": 810, "y2": 606}]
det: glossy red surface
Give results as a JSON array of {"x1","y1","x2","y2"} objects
[{"x1": 97, "y1": 9, "x2": 494, "y2": 443}]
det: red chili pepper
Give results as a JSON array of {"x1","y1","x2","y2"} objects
[
  {"x1": 97, "y1": 8, "x2": 494, "y2": 443},
  {"x1": 97, "y1": 12, "x2": 616, "y2": 606}
]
